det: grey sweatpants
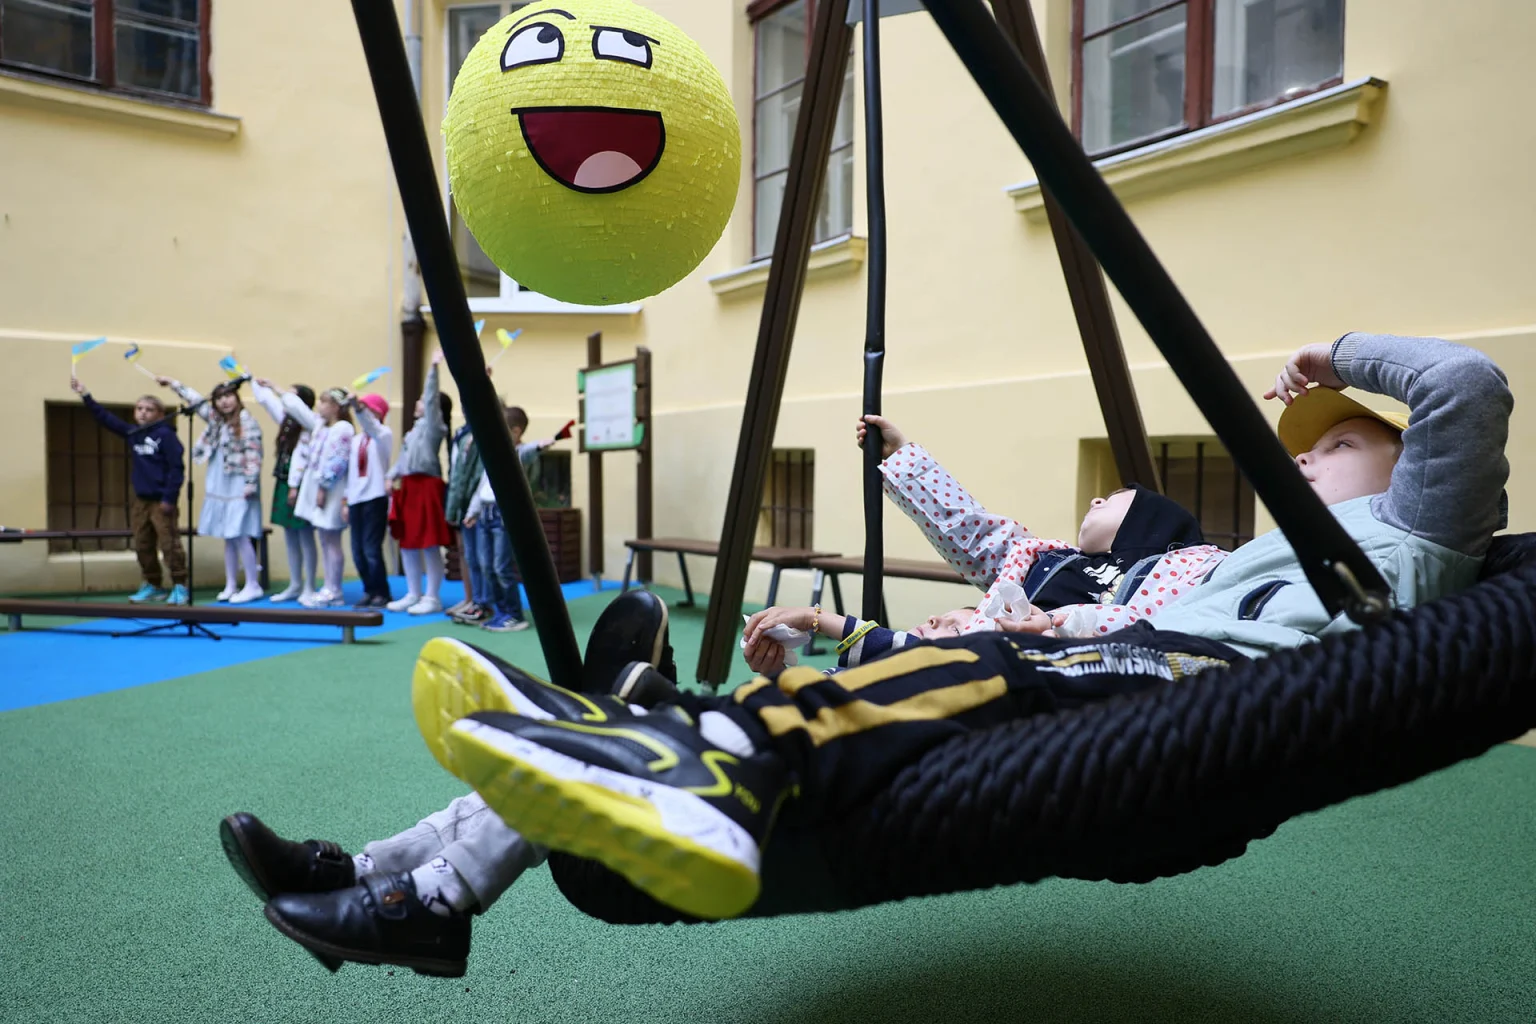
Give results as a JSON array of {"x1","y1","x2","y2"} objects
[{"x1": 361, "y1": 792, "x2": 547, "y2": 908}]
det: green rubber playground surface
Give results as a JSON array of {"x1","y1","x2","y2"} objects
[{"x1": 2, "y1": 586, "x2": 1534, "y2": 1023}]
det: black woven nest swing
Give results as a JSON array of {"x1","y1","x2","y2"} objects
[
  {"x1": 549, "y1": 532, "x2": 1536, "y2": 924},
  {"x1": 348, "y1": 0, "x2": 1536, "y2": 928}
]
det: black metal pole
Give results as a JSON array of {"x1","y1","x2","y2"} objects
[
  {"x1": 184, "y1": 407, "x2": 195, "y2": 604},
  {"x1": 917, "y1": 0, "x2": 1389, "y2": 623},
  {"x1": 348, "y1": 0, "x2": 583, "y2": 686},
  {"x1": 860, "y1": 0, "x2": 887, "y2": 623}
]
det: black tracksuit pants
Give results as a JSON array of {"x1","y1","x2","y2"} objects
[{"x1": 703, "y1": 622, "x2": 1242, "y2": 822}]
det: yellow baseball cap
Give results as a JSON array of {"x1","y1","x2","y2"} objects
[{"x1": 1276, "y1": 387, "x2": 1409, "y2": 457}]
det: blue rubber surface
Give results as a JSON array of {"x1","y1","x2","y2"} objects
[{"x1": 0, "y1": 575, "x2": 615, "y2": 712}]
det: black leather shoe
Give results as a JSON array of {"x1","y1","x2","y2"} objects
[
  {"x1": 583, "y1": 589, "x2": 676, "y2": 693},
  {"x1": 220, "y1": 812, "x2": 356, "y2": 902},
  {"x1": 609, "y1": 660, "x2": 680, "y2": 709},
  {"x1": 263, "y1": 871, "x2": 470, "y2": 977},
  {"x1": 442, "y1": 706, "x2": 788, "y2": 921},
  {"x1": 412, "y1": 636, "x2": 632, "y2": 774}
]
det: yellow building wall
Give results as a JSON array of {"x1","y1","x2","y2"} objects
[
  {"x1": 8, "y1": 0, "x2": 1531, "y2": 633},
  {"x1": 407, "y1": 0, "x2": 1536, "y2": 630},
  {"x1": 0, "y1": 0, "x2": 405, "y2": 592}
]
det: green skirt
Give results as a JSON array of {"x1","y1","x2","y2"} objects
[{"x1": 271, "y1": 478, "x2": 310, "y2": 531}]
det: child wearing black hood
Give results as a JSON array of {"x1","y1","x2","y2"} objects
[
  {"x1": 856, "y1": 415, "x2": 1224, "y2": 636},
  {"x1": 71, "y1": 374, "x2": 188, "y2": 605}
]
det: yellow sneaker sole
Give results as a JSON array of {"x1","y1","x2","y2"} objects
[
  {"x1": 411, "y1": 637, "x2": 523, "y2": 773},
  {"x1": 445, "y1": 718, "x2": 761, "y2": 921}
]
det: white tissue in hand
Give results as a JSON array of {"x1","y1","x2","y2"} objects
[
  {"x1": 741, "y1": 614, "x2": 812, "y2": 667},
  {"x1": 975, "y1": 580, "x2": 1029, "y2": 625}
]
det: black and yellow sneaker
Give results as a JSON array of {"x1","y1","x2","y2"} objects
[
  {"x1": 442, "y1": 704, "x2": 788, "y2": 921},
  {"x1": 412, "y1": 637, "x2": 629, "y2": 774}
]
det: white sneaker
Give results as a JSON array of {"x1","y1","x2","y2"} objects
[
  {"x1": 215, "y1": 585, "x2": 238, "y2": 602},
  {"x1": 269, "y1": 583, "x2": 303, "y2": 603},
  {"x1": 229, "y1": 584, "x2": 265, "y2": 605},
  {"x1": 407, "y1": 596, "x2": 444, "y2": 616},
  {"x1": 444, "y1": 599, "x2": 469, "y2": 616},
  {"x1": 387, "y1": 594, "x2": 422, "y2": 612},
  {"x1": 300, "y1": 589, "x2": 343, "y2": 608}
]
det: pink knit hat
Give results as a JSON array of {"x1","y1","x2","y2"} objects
[{"x1": 359, "y1": 394, "x2": 390, "y2": 420}]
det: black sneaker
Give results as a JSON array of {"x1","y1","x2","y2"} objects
[
  {"x1": 219, "y1": 812, "x2": 356, "y2": 902},
  {"x1": 263, "y1": 871, "x2": 470, "y2": 978},
  {"x1": 583, "y1": 589, "x2": 676, "y2": 693},
  {"x1": 441, "y1": 707, "x2": 788, "y2": 920},
  {"x1": 411, "y1": 637, "x2": 631, "y2": 774},
  {"x1": 610, "y1": 661, "x2": 680, "y2": 710}
]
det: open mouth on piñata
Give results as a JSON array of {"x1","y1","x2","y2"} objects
[{"x1": 513, "y1": 106, "x2": 667, "y2": 194}]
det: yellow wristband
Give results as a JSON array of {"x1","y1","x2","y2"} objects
[{"x1": 835, "y1": 619, "x2": 880, "y2": 656}]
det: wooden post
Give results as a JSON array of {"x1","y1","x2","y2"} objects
[
  {"x1": 989, "y1": 0, "x2": 1160, "y2": 490},
  {"x1": 585, "y1": 332, "x2": 604, "y2": 582},
  {"x1": 635, "y1": 346, "x2": 653, "y2": 583},
  {"x1": 696, "y1": 0, "x2": 853, "y2": 686},
  {"x1": 401, "y1": 311, "x2": 425, "y2": 435}
]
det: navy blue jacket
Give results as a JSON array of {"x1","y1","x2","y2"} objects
[{"x1": 83, "y1": 395, "x2": 185, "y2": 503}]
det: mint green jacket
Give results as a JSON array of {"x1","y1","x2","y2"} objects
[{"x1": 1153, "y1": 333, "x2": 1512, "y2": 658}]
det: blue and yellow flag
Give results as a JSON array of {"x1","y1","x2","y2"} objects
[
  {"x1": 496, "y1": 328, "x2": 521, "y2": 349},
  {"x1": 351, "y1": 366, "x2": 390, "y2": 390},
  {"x1": 123, "y1": 344, "x2": 142, "y2": 362},
  {"x1": 71, "y1": 337, "x2": 107, "y2": 365},
  {"x1": 474, "y1": 319, "x2": 486, "y2": 336},
  {"x1": 218, "y1": 355, "x2": 245, "y2": 378}
]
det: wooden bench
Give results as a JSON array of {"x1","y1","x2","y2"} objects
[
  {"x1": 0, "y1": 527, "x2": 274, "y2": 589},
  {"x1": 0, "y1": 599, "x2": 382, "y2": 644},
  {"x1": 808, "y1": 555, "x2": 969, "y2": 626},
  {"x1": 622, "y1": 537, "x2": 841, "y2": 609}
]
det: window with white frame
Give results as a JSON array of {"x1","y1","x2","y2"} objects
[
  {"x1": 444, "y1": 2, "x2": 640, "y2": 313},
  {"x1": 750, "y1": 0, "x2": 854, "y2": 262},
  {"x1": 1074, "y1": 0, "x2": 1344, "y2": 157}
]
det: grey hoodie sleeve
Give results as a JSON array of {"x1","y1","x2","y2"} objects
[{"x1": 1332, "y1": 333, "x2": 1512, "y2": 556}]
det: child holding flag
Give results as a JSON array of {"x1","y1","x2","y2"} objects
[
  {"x1": 251, "y1": 378, "x2": 319, "y2": 603},
  {"x1": 289, "y1": 388, "x2": 355, "y2": 608},
  {"x1": 345, "y1": 389, "x2": 395, "y2": 608},
  {"x1": 157, "y1": 372, "x2": 265, "y2": 603},
  {"x1": 385, "y1": 351, "x2": 453, "y2": 615},
  {"x1": 69, "y1": 372, "x2": 189, "y2": 605}
]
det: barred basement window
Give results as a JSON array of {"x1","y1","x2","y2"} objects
[
  {"x1": 1156, "y1": 438, "x2": 1256, "y2": 547},
  {"x1": 530, "y1": 449, "x2": 572, "y2": 510},
  {"x1": 45, "y1": 400, "x2": 136, "y2": 554},
  {"x1": 759, "y1": 448, "x2": 814, "y2": 549}
]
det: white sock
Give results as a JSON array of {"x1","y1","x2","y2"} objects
[
  {"x1": 410, "y1": 856, "x2": 475, "y2": 917},
  {"x1": 699, "y1": 710, "x2": 756, "y2": 758},
  {"x1": 352, "y1": 852, "x2": 375, "y2": 876}
]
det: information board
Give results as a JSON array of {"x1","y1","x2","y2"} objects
[{"x1": 579, "y1": 361, "x2": 644, "y2": 451}]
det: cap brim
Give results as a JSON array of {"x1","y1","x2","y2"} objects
[{"x1": 1276, "y1": 388, "x2": 1409, "y2": 456}]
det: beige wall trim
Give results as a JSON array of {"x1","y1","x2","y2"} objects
[
  {"x1": 708, "y1": 233, "x2": 868, "y2": 299},
  {"x1": 0, "y1": 70, "x2": 241, "y2": 140},
  {"x1": 1006, "y1": 76, "x2": 1386, "y2": 221}
]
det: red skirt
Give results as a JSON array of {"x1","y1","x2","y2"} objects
[{"x1": 389, "y1": 473, "x2": 451, "y2": 549}]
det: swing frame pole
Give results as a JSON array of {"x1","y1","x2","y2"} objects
[
  {"x1": 917, "y1": 0, "x2": 1391, "y2": 620},
  {"x1": 348, "y1": 0, "x2": 584, "y2": 687},
  {"x1": 859, "y1": 0, "x2": 888, "y2": 624},
  {"x1": 697, "y1": 0, "x2": 855, "y2": 686}
]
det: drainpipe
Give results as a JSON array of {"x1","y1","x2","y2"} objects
[{"x1": 399, "y1": 0, "x2": 426, "y2": 432}]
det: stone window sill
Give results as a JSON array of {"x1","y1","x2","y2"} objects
[
  {"x1": 708, "y1": 234, "x2": 867, "y2": 299},
  {"x1": 1005, "y1": 77, "x2": 1386, "y2": 221},
  {"x1": 0, "y1": 70, "x2": 240, "y2": 140}
]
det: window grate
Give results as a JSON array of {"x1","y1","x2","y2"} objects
[
  {"x1": 45, "y1": 400, "x2": 138, "y2": 554},
  {"x1": 759, "y1": 448, "x2": 814, "y2": 549},
  {"x1": 1157, "y1": 439, "x2": 1256, "y2": 547}
]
